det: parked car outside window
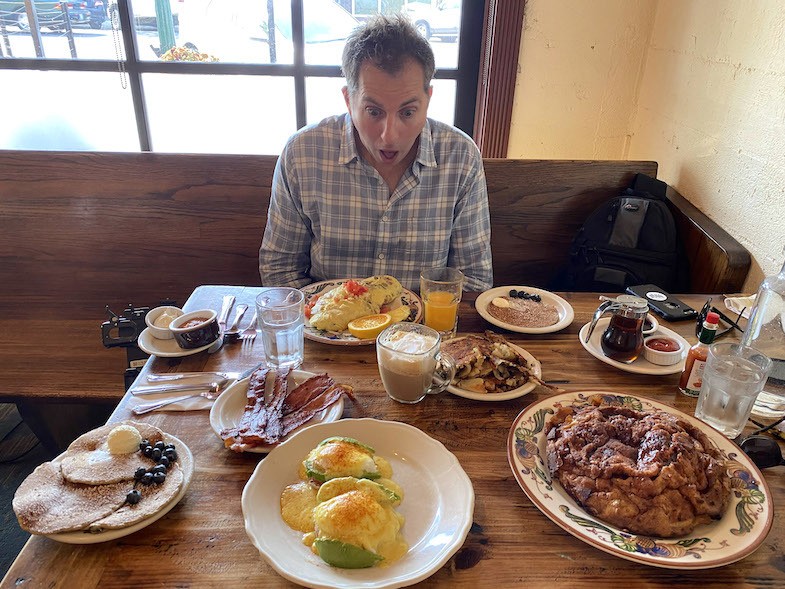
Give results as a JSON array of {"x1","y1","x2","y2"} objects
[
  {"x1": 0, "y1": 0, "x2": 105, "y2": 30},
  {"x1": 404, "y1": 0, "x2": 460, "y2": 42}
]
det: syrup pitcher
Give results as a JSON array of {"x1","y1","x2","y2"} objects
[{"x1": 585, "y1": 295, "x2": 650, "y2": 363}]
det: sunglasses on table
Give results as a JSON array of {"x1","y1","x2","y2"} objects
[
  {"x1": 695, "y1": 297, "x2": 745, "y2": 339},
  {"x1": 737, "y1": 415, "x2": 785, "y2": 469}
]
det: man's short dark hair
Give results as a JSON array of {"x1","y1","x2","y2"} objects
[{"x1": 342, "y1": 14, "x2": 436, "y2": 95}]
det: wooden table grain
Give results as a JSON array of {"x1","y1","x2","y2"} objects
[{"x1": 4, "y1": 286, "x2": 784, "y2": 588}]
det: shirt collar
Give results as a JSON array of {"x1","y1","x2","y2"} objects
[{"x1": 338, "y1": 113, "x2": 437, "y2": 169}]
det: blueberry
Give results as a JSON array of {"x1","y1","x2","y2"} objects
[
  {"x1": 153, "y1": 464, "x2": 167, "y2": 474},
  {"x1": 532, "y1": 294, "x2": 541, "y2": 302},
  {"x1": 126, "y1": 490, "x2": 141, "y2": 505},
  {"x1": 151, "y1": 448, "x2": 162, "y2": 461},
  {"x1": 154, "y1": 441, "x2": 166, "y2": 451},
  {"x1": 141, "y1": 473, "x2": 154, "y2": 486},
  {"x1": 509, "y1": 289, "x2": 518, "y2": 297},
  {"x1": 165, "y1": 443, "x2": 175, "y2": 451},
  {"x1": 139, "y1": 439, "x2": 149, "y2": 451},
  {"x1": 152, "y1": 472, "x2": 166, "y2": 484},
  {"x1": 143, "y1": 445, "x2": 153, "y2": 458},
  {"x1": 164, "y1": 448, "x2": 177, "y2": 461},
  {"x1": 158, "y1": 456, "x2": 170, "y2": 468},
  {"x1": 134, "y1": 467, "x2": 147, "y2": 481}
]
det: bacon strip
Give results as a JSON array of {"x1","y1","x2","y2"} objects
[
  {"x1": 281, "y1": 384, "x2": 354, "y2": 436},
  {"x1": 220, "y1": 366, "x2": 352, "y2": 452}
]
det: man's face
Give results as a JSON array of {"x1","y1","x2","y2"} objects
[{"x1": 343, "y1": 58, "x2": 432, "y2": 173}]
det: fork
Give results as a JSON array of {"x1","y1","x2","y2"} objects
[
  {"x1": 239, "y1": 311, "x2": 258, "y2": 342},
  {"x1": 131, "y1": 383, "x2": 224, "y2": 414}
]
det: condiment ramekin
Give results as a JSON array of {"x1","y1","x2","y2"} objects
[
  {"x1": 145, "y1": 306, "x2": 183, "y2": 340},
  {"x1": 169, "y1": 309, "x2": 220, "y2": 349},
  {"x1": 643, "y1": 335, "x2": 684, "y2": 366}
]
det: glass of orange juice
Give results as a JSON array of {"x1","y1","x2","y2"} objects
[{"x1": 420, "y1": 267, "x2": 464, "y2": 339}]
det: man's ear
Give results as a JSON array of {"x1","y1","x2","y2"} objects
[{"x1": 342, "y1": 86, "x2": 350, "y2": 110}]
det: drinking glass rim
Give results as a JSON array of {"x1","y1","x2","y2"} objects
[
  {"x1": 377, "y1": 324, "x2": 441, "y2": 356},
  {"x1": 256, "y1": 287, "x2": 304, "y2": 309},
  {"x1": 420, "y1": 267, "x2": 465, "y2": 284}
]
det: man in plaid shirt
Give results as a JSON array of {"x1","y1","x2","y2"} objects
[{"x1": 259, "y1": 15, "x2": 492, "y2": 292}]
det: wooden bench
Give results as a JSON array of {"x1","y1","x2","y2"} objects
[{"x1": 0, "y1": 151, "x2": 750, "y2": 410}]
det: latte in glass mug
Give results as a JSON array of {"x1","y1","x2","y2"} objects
[{"x1": 376, "y1": 323, "x2": 456, "y2": 404}]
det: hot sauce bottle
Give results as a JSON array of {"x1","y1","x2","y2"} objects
[{"x1": 678, "y1": 311, "x2": 720, "y2": 397}]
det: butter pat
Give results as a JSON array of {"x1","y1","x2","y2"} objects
[
  {"x1": 491, "y1": 297, "x2": 510, "y2": 308},
  {"x1": 154, "y1": 312, "x2": 177, "y2": 328},
  {"x1": 107, "y1": 425, "x2": 142, "y2": 455}
]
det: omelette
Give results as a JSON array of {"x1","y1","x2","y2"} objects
[{"x1": 308, "y1": 275, "x2": 402, "y2": 332}]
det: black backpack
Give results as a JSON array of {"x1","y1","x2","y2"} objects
[{"x1": 552, "y1": 174, "x2": 690, "y2": 293}]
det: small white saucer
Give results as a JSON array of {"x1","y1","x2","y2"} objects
[{"x1": 138, "y1": 327, "x2": 216, "y2": 358}]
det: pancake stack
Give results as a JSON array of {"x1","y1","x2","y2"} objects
[{"x1": 13, "y1": 421, "x2": 186, "y2": 536}]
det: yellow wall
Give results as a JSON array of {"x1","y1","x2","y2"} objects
[{"x1": 508, "y1": 0, "x2": 785, "y2": 291}]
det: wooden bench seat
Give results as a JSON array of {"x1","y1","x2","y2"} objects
[{"x1": 0, "y1": 151, "x2": 750, "y2": 407}]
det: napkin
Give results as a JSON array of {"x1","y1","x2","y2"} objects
[
  {"x1": 131, "y1": 375, "x2": 220, "y2": 412},
  {"x1": 724, "y1": 294, "x2": 756, "y2": 319}
]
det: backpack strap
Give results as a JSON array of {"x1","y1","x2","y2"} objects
[{"x1": 609, "y1": 197, "x2": 649, "y2": 248}]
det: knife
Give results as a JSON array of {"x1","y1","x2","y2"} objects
[
  {"x1": 147, "y1": 371, "x2": 240, "y2": 382},
  {"x1": 130, "y1": 377, "x2": 229, "y2": 396}
]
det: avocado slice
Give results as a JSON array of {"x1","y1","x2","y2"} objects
[
  {"x1": 313, "y1": 538, "x2": 383, "y2": 569},
  {"x1": 317, "y1": 436, "x2": 375, "y2": 455}
]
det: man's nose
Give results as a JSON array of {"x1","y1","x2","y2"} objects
[{"x1": 380, "y1": 116, "x2": 399, "y2": 144}]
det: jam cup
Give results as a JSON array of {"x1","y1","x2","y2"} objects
[{"x1": 169, "y1": 309, "x2": 220, "y2": 349}]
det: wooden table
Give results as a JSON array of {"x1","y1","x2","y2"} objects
[{"x1": 4, "y1": 286, "x2": 784, "y2": 588}]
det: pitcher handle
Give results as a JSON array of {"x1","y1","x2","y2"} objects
[{"x1": 585, "y1": 300, "x2": 614, "y2": 343}]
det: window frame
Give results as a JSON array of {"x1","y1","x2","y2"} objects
[{"x1": 0, "y1": 0, "x2": 521, "y2": 154}]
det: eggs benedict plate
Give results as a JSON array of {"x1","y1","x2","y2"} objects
[{"x1": 242, "y1": 419, "x2": 474, "y2": 588}]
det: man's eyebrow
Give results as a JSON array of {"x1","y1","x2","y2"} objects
[{"x1": 361, "y1": 96, "x2": 422, "y2": 109}]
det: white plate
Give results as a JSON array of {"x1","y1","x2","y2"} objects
[
  {"x1": 475, "y1": 286, "x2": 575, "y2": 334},
  {"x1": 578, "y1": 318, "x2": 689, "y2": 375},
  {"x1": 446, "y1": 338, "x2": 542, "y2": 401},
  {"x1": 750, "y1": 390, "x2": 785, "y2": 420},
  {"x1": 301, "y1": 279, "x2": 422, "y2": 346},
  {"x1": 45, "y1": 434, "x2": 194, "y2": 544},
  {"x1": 242, "y1": 418, "x2": 474, "y2": 589},
  {"x1": 507, "y1": 391, "x2": 773, "y2": 569},
  {"x1": 209, "y1": 370, "x2": 345, "y2": 453},
  {"x1": 138, "y1": 327, "x2": 216, "y2": 358}
]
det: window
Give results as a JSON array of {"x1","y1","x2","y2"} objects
[{"x1": 0, "y1": 0, "x2": 486, "y2": 153}]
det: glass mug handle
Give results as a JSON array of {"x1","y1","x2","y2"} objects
[{"x1": 426, "y1": 352, "x2": 457, "y2": 395}]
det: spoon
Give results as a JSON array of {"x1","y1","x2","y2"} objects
[
  {"x1": 131, "y1": 383, "x2": 224, "y2": 415},
  {"x1": 738, "y1": 435, "x2": 785, "y2": 469},
  {"x1": 223, "y1": 304, "x2": 249, "y2": 341}
]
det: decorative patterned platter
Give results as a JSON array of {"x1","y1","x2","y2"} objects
[
  {"x1": 475, "y1": 286, "x2": 575, "y2": 334},
  {"x1": 300, "y1": 279, "x2": 422, "y2": 346},
  {"x1": 446, "y1": 339, "x2": 542, "y2": 401},
  {"x1": 209, "y1": 370, "x2": 344, "y2": 453},
  {"x1": 242, "y1": 418, "x2": 474, "y2": 588},
  {"x1": 578, "y1": 318, "x2": 689, "y2": 375},
  {"x1": 507, "y1": 391, "x2": 773, "y2": 569}
]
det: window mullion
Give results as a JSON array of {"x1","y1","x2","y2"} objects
[{"x1": 117, "y1": 0, "x2": 150, "y2": 151}]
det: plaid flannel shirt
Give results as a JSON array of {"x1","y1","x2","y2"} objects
[{"x1": 259, "y1": 113, "x2": 492, "y2": 292}]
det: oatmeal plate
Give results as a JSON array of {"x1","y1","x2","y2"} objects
[
  {"x1": 507, "y1": 392, "x2": 773, "y2": 569},
  {"x1": 301, "y1": 279, "x2": 422, "y2": 346},
  {"x1": 476, "y1": 286, "x2": 574, "y2": 334}
]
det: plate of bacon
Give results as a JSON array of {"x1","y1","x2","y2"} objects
[{"x1": 210, "y1": 367, "x2": 353, "y2": 453}]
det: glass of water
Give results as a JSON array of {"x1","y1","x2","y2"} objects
[
  {"x1": 694, "y1": 342, "x2": 773, "y2": 439},
  {"x1": 256, "y1": 287, "x2": 305, "y2": 369}
]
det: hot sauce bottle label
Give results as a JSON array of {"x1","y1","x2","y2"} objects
[{"x1": 684, "y1": 359, "x2": 707, "y2": 397}]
